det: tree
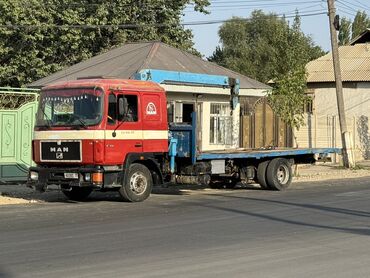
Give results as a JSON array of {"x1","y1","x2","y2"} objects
[
  {"x1": 338, "y1": 17, "x2": 352, "y2": 46},
  {"x1": 268, "y1": 66, "x2": 310, "y2": 130},
  {"x1": 352, "y1": 11, "x2": 370, "y2": 39},
  {"x1": 209, "y1": 11, "x2": 324, "y2": 84},
  {"x1": 0, "y1": 0, "x2": 210, "y2": 87},
  {"x1": 336, "y1": 11, "x2": 370, "y2": 45},
  {"x1": 209, "y1": 11, "x2": 324, "y2": 129}
]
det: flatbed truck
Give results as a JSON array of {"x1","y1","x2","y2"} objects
[{"x1": 28, "y1": 76, "x2": 340, "y2": 202}]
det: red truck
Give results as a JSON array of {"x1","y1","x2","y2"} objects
[{"x1": 28, "y1": 77, "x2": 340, "y2": 202}]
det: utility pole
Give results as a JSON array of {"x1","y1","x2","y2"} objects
[{"x1": 327, "y1": 0, "x2": 355, "y2": 168}]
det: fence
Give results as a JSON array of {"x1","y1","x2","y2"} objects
[{"x1": 295, "y1": 114, "x2": 370, "y2": 162}]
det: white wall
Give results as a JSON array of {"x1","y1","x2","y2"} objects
[
  {"x1": 166, "y1": 91, "x2": 237, "y2": 151},
  {"x1": 163, "y1": 85, "x2": 268, "y2": 152},
  {"x1": 295, "y1": 83, "x2": 370, "y2": 161}
]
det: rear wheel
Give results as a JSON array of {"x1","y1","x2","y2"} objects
[
  {"x1": 119, "y1": 163, "x2": 152, "y2": 202},
  {"x1": 257, "y1": 160, "x2": 270, "y2": 189},
  {"x1": 266, "y1": 158, "x2": 292, "y2": 190},
  {"x1": 62, "y1": 187, "x2": 92, "y2": 201}
]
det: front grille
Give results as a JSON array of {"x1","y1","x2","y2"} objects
[{"x1": 41, "y1": 141, "x2": 81, "y2": 162}]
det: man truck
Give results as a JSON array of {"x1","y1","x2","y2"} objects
[{"x1": 28, "y1": 76, "x2": 340, "y2": 202}]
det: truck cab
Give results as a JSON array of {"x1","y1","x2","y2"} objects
[{"x1": 29, "y1": 78, "x2": 168, "y2": 201}]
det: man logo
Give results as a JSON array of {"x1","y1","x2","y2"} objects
[
  {"x1": 146, "y1": 102, "x2": 157, "y2": 115},
  {"x1": 50, "y1": 147, "x2": 69, "y2": 152},
  {"x1": 56, "y1": 153, "x2": 63, "y2": 159}
]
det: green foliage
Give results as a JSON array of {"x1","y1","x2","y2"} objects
[
  {"x1": 338, "y1": 17, "x2": 352, "y2": 46},
  {"x1": 209, "y1": 10, "x2": 323, "y2": 129},
  {"x1": 338, "y1": 11, "x2": 370, "y2": 45},
  {"x1": 352, "y1": 11, "x2": 370, "y2": 39},
  {"x1": 209, "y1": 11, "x2": 324, "y2": 83},
  {"x1": 267, "y1": 66, "x2": 310, "y2": 130},
  {"x1": 0, "y1": 0, "x2": 210, "y2": 87}
]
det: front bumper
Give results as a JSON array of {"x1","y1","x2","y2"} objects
[{"x1": 27, "y1": 166, "x2": 104, "y2": 192}]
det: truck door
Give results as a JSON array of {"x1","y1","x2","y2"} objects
[
  {"x1": 141, "y1": 93, "x2": 168, "y2": 153},
  {"x1": 105, "y1": 92, "x2": 143, "y2": 164}
]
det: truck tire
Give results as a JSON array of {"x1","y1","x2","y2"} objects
[
  {"x1": 62, "y1": 187, "x2": 92, "y2": 201},
  {"x1": 119, "y1": 163, "x2": 152, "y2": 202},
  {"x1": 257, "y1": 160, "x2": 270, "y2": 190},
  {"x1": 266, "y1": 158, "x2": 292, "y2": 191}
]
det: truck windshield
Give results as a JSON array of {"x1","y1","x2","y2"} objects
[{"x1": 35, "y1": 88, "x2": 103, "y2": 128}]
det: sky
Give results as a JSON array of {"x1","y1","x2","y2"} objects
[{"x1": 182, "y1": 0, "x2": 369, "y2": 58}]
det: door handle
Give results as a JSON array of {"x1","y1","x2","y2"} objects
[{"x1": 134, "y1": 143, "x2": 142, "y2": 147}]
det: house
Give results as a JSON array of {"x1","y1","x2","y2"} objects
[
  {"x1": 296, "y1": 30, "x2": 370, "y2": 161},
  {"x1": 29, "y1": 41, "x2": 272, "y2": 152}
]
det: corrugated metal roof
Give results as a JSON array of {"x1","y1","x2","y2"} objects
[
  {"x1": 29, "y1": 42, "x2": 270, "y2": 90},
  {"x1": 350, "y1": 28, "x2": 370, "y2": 45},
  {"x1": 307, "y1": 43, "x2": 370, "y2": 83}
]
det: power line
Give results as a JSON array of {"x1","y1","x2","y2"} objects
[
  {"x1": 339, "y1": 0, "x2": 368, "y2": 11},
  {"x1": 205, "y1": 0, "x2": 322, "y2": 7},
  {"x1": 283, "y1": 3, "x2": 326, "y2": 15},
  {"x1": 0, "y1": 12, "x2": 327, "y2": 30},
  {"x1": 353, "y1": 0, "x2": 370, "y2": 10},
  {"x1": 337, "y1": 0, "x2": 360, "y2": 13},
  {"x1": 185, "y1": 0, "x2": 323, "y2": 11},
  {"x1": 337, "y1": 8, "x2": 356, "y2": 17}
]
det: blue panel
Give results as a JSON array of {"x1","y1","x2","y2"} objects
[
  {"x1": 197, "y1": 148, "x2": 342, "y2": 160},
  {"x1": 169, "y1": 125, "x2": 192, "y2": 158},
  {"x1": 134, "y1": 69, "x2": 230, "y2": 87},
  {"x1": 168, "y1": 112, "x2": 197, "y2": 164}
]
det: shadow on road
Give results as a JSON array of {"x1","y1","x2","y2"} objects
[
  {"x1": 199, "y1": 193, "x2": 370, "y2": 236},
  {"x1": 0, "y1": 182, "x2": 263, "y2": 204}
]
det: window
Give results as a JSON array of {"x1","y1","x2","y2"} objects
[
  {"x1": 173, "y1": 102, "x2": 194, "y2": 123},
  {"x1": 107, "y1": 94, "x2": 138, "y2": 124},
  {"x1": 210, "y1": 103, "x2": 232, "y2": 145},
  {"x1": 36, "y1": 88, "x2": 103, "y2": 127},
  {"x1": 305, "y1": 94, "x2": 314, "y2": 114},
  {"x1": 118, "y1": 94, "x2": 138, "y2": 122},
  {"x1": 182, "y1": 103, "x2": 194, "y2": 123},
  {"x1": 107, "y1": 94, "x2": 117, "y2": 125},
  {"x1": 304, "y1": 91, "x2": 314, "y2": 114},
  {"x1": 167, "y1": 102, "x2": 174, "y2": 123}
]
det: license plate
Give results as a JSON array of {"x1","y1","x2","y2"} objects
[{"x1": 64, "y1": 173, "x2": 79, "y2": 179}]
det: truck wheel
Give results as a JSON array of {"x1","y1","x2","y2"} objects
[
  {"x1": 62, "y1": 187, "x2": 92, "y2": 201},
  {"x1": 266, "y1": 158, "x2": 292, "y2": 191},
  {"x1": 119, "y1": 163, "x2": 152, "y2": 202},
  {"x1": 257, "y1": 160, "x2": 270, "y2": 190}
]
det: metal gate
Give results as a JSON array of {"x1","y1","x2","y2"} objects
[
  {"x1": 0, "y1": 88, "x2": 39, "y2": 183},
  {"x1": 240, "y1": 97, "x2": 292, "y2": 149}
]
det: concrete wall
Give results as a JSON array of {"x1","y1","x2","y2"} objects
[{"x1": 295, "y1": 82, "x2": 370, "y2": 161}]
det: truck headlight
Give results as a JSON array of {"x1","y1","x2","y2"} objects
[
  {"x1": 84, "y1": 173, "x2": 91, "y2": 181},
  {"x1": 30, "y1": 171, "x2": 39, "y2": 181}
]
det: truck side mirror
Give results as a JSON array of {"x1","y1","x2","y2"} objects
[{"x1": 118, "y1": 97, "x2": 128, "y2": 119}]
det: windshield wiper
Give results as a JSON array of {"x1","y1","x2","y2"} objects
[
  {"x1": 69, "y1": 115, "x2": 88, "y2": 129},
  {"x1": 37, "y1": 108, "x2": 52, "y2": 129}
]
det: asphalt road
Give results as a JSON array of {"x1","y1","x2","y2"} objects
[{"x1": 1, "y1": 177, "x2": 370, "y2": 278}]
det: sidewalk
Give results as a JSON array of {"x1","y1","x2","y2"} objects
[{"x1": 293, "y1": 160, "x2": 370, "y2": 182}]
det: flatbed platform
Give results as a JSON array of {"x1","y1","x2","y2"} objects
[{"x1": 197, "y1": 148, "x2": 342, "y2": 160}]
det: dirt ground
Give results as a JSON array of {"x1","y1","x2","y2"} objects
[
  {"x1": 0, "y1": 195, "x2": 36, "y2": 205},
  {"x1": 1, "y1": 162, "x2": 369, "y2": 206}
]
